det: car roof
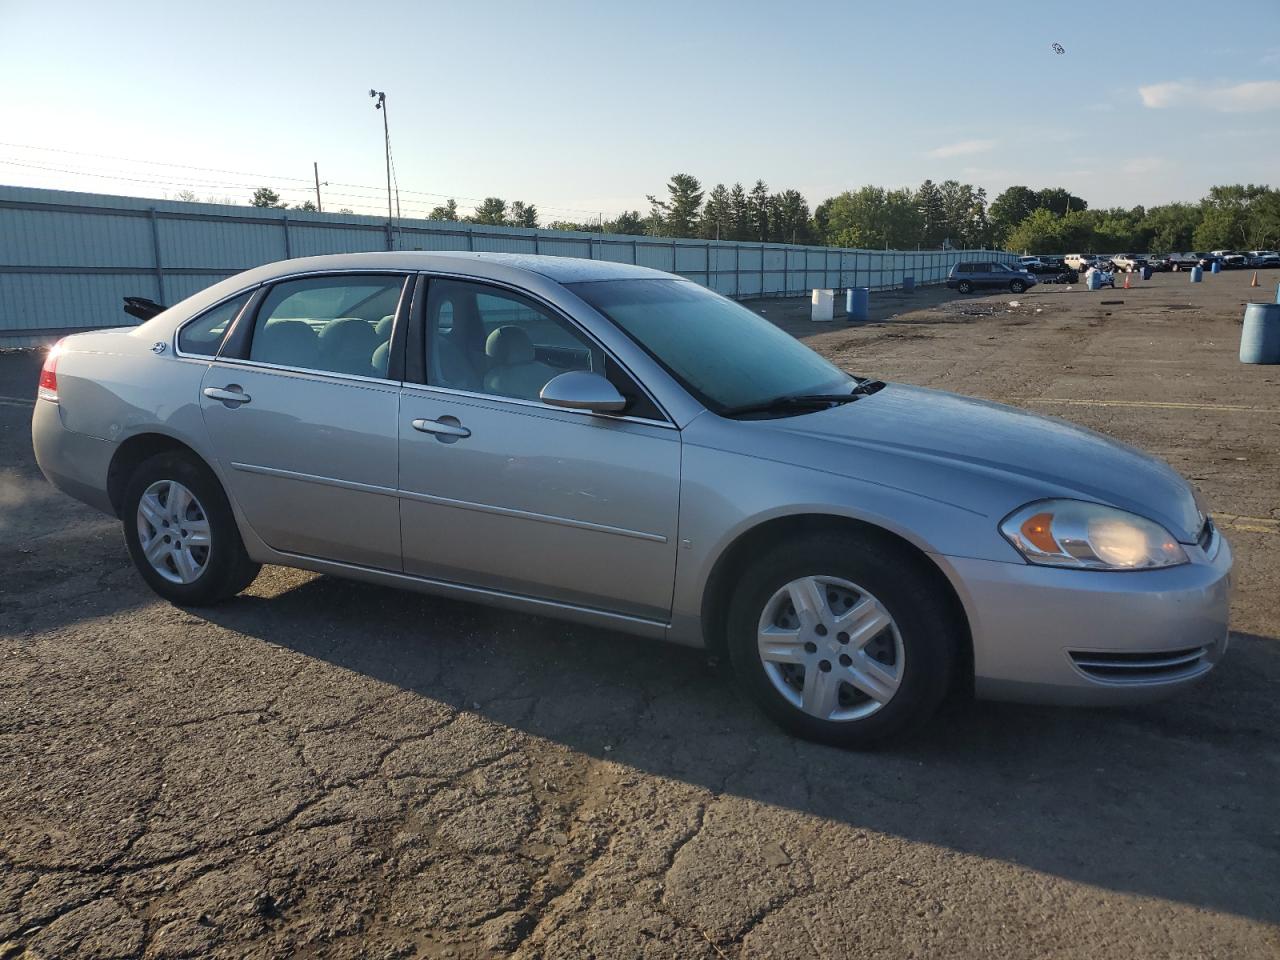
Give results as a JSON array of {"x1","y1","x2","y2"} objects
[{"x1": 231, "y1": 251, "x2": 675, "y2": 286}]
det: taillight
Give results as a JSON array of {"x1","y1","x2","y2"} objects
[{"x1": 38, "y1": 340, "x2": 63, "y2": 402}]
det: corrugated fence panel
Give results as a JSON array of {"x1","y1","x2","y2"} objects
[{"x1": 0, "y1": 185, "x2": 1015, "y2": 340}]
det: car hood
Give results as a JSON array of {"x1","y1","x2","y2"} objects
[{"x1": 760, "y1": 383, "x2": 1203, "y2": 542}]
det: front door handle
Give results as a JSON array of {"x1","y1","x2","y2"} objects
[
  {"x1": 203, "y1": 385, "x2": 251, "y2": 406},
  {"x1": 412, "y1": 416, "x2": 471, "y2": 441}
]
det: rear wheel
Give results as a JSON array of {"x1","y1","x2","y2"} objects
[
  {"x1": 1009, "y1": 280, "x2": 1027, "y2": 294},
  {"x1": 726, "y1": 533, "x2": 958, "y2": 747},
  {"x1": 957, "y1": 280, "x2": 973, "y2": 294},
  {"x1": 122, "y1": 451, "x2": 260, "y2": 605}
]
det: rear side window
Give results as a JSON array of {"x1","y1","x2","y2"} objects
[
  {"x1": 248, "y1": 274, "x2": 406, "y2": 379},
  {"x1": 177, "y1": 292, "x2": 252, "y2": 357}
]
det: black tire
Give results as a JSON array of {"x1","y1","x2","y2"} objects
[
  {"x1": 726, "y1": 533, "x2": 959, "y2": 748},
  {"x1": 122, "y1": 451, "x2": 260, "y2": 605},
  {"x1": 1009, "y1": 280, "x2": 1026, "y2": 294},
  {"x1": 957, "y1": 280, "x2": 973, "y2": 294}
]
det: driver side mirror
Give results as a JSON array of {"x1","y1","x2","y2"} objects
[{"x1": 539, "y1": 371, "x2": 628, "y2": 414}]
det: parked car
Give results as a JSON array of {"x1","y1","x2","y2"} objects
[
  {"x1": 1146, "y1": 255, "x2": 1173, "y2": 272},
  {"x1": 1192, "y1": 252, "x2": 1223, "y2": 270},
  {"x1": 32, "y1": 252, "x2": 1231, "y2": 746},
  {"x1": 1017, "y1": 256, "x2": 1044, "y2": 272},
  {"x1": 1247, "y1": 250, "x2": 1280, "y2": 268},
  {"x1": 1064, "y1": 254, "x2": 1095, "y2": 271},
  {"x1": 1210, "y1": 250, "x2": 1249, "y2": 269},
  {"x1": 946, "y1": 261, "x2": 1038, "y2": 294},
  {"x1": 1110, "y1": 254, "x2": 1147, "y2": 273},
  {"x1": 1168, "y1": 253, "x2": 1202, "y2": 271}
]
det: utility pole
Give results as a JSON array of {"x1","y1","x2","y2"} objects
[
  {"x1": 369, "y1": 89, "x2": 392, "y2": 230},
  {"x1": 313, "y1": 161, "x2": 323, "y2": 212}
]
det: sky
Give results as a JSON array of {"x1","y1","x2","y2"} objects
[{"x1": 1, "y1": 0, "x2": 1278, "y2": 220}]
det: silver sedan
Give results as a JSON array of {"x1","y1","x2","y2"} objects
[{"x1": 32, "y1": 252, "x2": 1232, "y2": 745}]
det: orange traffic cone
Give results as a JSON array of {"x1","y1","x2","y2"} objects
[
  {"x1": 1251, "y1": 271, "x2": 1259, "y2": 287},
  {"x1": 1123, "y1": 272, "x2": 1131, "y2": 289}
]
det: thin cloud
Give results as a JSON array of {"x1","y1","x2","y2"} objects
[
  {"x1": 1139, "y1": 79, "x2": 1280, "y2": 112},
  {"x1": 926, "y1": 139, "x2": 996, "y2": 158},
  {"x1": 1122, "y1": 157, "x2": 1164, "y2": 175}
]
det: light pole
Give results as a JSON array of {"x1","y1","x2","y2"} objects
[{"x1": 369, "y1": 89, "x2": 392, "y2": 227}]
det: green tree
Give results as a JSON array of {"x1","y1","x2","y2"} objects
[
  {"x1": 938, "y1": 181, "x2": 988, "y2": 247},
  {"x1": 509, "y1": 201, "x2": 539, "y2": 228},
  {"x1": 469, "y1": 197, "x2": 508, "y2": 225},
  {"x1": 250, "y1": 187, "x2": 286, "y2": 208},
  {"x1": 727, "y1": 183, "x2": 751, "y2": 241},
  {"x1": 1033, "y1": 187, "x2": 1087, "y2": 217},
  {"x1": 700, "y1": 183, "x2": 730, "y2": 240},
  {"x1": 428, "y1": 199, "x2": 459, "y2": 221},
  {"x1": 1141, "y1": 203, "x2": 1201, "y2": 253},
  {"x1": 1004, "y1": 208, "x2": 1065, "y2": 253},
  {"x1": 1194, "y1": 185, "x2": 1276, "y2": 249},
  {"x1": 768, "y1": 189, "x2": 811, "y2": 244},
  {"x1": 748, "y1": 180, "x2": 771, "y2": 241},
  {"x1": 647, "y1": 173, "x2": 703, "y2": 237},
  {"x1": 294, "y1": 199, "x2": 317, "y2": 212},
  {"x1": 989, "y1": 186, "x2": 1040, "y2": 245},
  {"x1": 604, "y1": 210, "x2": 645, "y2": 236},
  {"x1": 824, "y1": 186, "x2": 922, "y2": 249},
  {"x1": 915, "y1": 180, "x2": 947, "y2": 247}
]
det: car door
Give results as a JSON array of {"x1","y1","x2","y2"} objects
[
  {"x1": 198, "y1": 271, "x2": 410, "y2": 570},
  {"x1": 397, "y1": 275, "x2": 681, "y2": 622}
]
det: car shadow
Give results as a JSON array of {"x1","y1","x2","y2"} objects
[{"x1": 200, "y1": 572, "x2": 1280, "y2": 928}]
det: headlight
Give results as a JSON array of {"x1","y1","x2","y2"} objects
[{"x1": 999, "y1": 499, "x2": 1188, "y2": 570}]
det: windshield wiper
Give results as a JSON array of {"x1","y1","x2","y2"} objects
[{"x1": 720, "y1": 392, "x2": 861, "y2": 418}]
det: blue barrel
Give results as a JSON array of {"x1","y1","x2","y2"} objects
[
  {"x1": 1190, "y1": 266, "x2": 1203, "y2": 283},
  {"x1": 902, "y1": 276, "x2": 915, "y2": 294},
  {"x1": 1141, "y1": 265, "x2": 1153, "y2": 280},
  {"x1": 1275, "y1": 282, "x2": 1279, "y2": 304},
  {"x1": 1086, "y1": 271, "x2": 1102, "y2": 290},
  {"x1": 846, "y1": 287, "x2": 870, "y2": 322},
  {"x1": 1211, "y1": 260, "x2": 1221, "y2": 274},
  {"x1": 1240, "y1": 303, "x2": 1280, "y2": 363}
]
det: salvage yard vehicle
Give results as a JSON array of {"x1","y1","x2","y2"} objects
[
  {"x1": 1247, "y1": 250, "x2": 1279, "y2": 268},
  {"x1": 946, "y1": 260, "x2": 1038, "y2": 294},
  {"x1": 1110, "y1": 254, "x2": 1147, "y2": 273},
  {"x1": 32, "y1": 253, "x2": 1232, "y2": 746}
]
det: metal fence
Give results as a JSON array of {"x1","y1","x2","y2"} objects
[{"x1": 0, "y1": 185, "x2": 1014, "y2": 346}]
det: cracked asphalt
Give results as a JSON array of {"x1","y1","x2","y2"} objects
[{"x1": 2, "y1": 269, "x2": 1279, "y2": 959}]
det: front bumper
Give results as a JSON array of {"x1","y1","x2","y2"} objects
[
  {"x1": 31, "y1": 398, "x2": 117, "y2": 516},
  {"x1": 935, "y1": 530, "x2": 1232, "y2": 706}
]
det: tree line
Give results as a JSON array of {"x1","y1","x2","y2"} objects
[{"x1": 242, "y1": 178, "x2": 1280, "y2": 253}]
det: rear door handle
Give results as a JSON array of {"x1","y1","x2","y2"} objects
[
  {"x1": 203, "y1": 385, "x2": 251, "y2": 406},
  {"x1": 411, "y1": 416, "x2": 470, "y2": 441}
]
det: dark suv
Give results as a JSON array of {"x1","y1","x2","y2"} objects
[{"x1": 946, "y1": 261, "x2": 1038, "y2": 294}]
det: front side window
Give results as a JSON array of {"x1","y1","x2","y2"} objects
[
  {"x1": 248, "y1": 274, "x2": 405, "y2": 378},
  {"x1": 424, "y1": 278, "x2": 602, "y2": 402},
  {"x1": 568, "y1": 279, "x2": 851, "y2": 414},
  {"x1": 177, "y1": 292, "x2": 252, "y2": 357}
]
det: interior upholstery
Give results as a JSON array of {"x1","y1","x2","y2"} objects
[
  {"x1": 253, "y1": 320, "x2": 320, "y2": 368},
  {"x1": 483, "y1": 325, "x2": 556, "y2": 400},
  {"x1": 374, "y1": 314, "x2": 394, "y2": 340},
  {"x1": 317, "y1": 318, "x2": 382, "y2": 377}
]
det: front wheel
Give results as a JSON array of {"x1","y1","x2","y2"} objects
[
  {"x1": 957, "y1": 280, "x2": 973, "y2": 294},
  {"x1": 122, "y1": 451, "x2": 260, "y2": 605},
  {"x1": 726, "y1": 533, "x2": 959, "y2": 747},
  {"x1": 1009, "y1": 280, "x2": 1027, "y2": 294}
]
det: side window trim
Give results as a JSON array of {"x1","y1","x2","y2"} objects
[
  {"x1": 218, "y1": 270, "x2": 411, "y2": 382},
  {"x1": 414, "y1": 272, "x2": 672, "y2": 425}
]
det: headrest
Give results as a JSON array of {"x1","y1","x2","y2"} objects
[
  {"x1": 485, "y1": 325, "x2": 535, "y2": 365},
  {"x1": 375, "y1": 314, "x2": 394, "y2": 339},
  {"x1": 254, "y1": 320, "x2": 318, "y2": 366}
]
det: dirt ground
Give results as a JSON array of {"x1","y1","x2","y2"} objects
[{"x1": 1, "y1": 269, "x2": 1278, "y2": 959}]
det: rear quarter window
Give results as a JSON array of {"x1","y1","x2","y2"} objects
[{"x1": 177, "y1": 292, "x2": 252, "y2": 357}]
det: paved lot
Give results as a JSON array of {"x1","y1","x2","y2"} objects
[{"x1": 2, "y1": 269, "x2": 1278, "y2": 959}]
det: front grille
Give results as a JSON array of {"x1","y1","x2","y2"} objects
[
  {"x1": 1197, "y1": 516, "x2": 1215, "y2": 552},
  {"x1": 1069, "y1": 646, "x2": 1211, "y2": 683}
]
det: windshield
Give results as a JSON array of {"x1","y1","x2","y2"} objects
[{"x1": 568, "y1": 279, "x2": 851, "y2": 413}]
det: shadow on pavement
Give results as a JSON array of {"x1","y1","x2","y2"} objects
[{"x1": 200, "y1": 573, "x2": 1280, "y2": 928}]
